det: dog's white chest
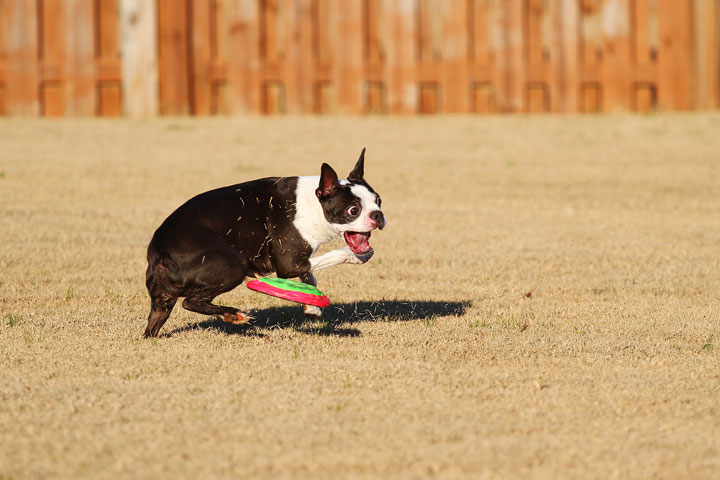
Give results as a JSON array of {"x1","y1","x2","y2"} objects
[{"x1": 293, "y1": 176, "x2": 338, "y2": 250}]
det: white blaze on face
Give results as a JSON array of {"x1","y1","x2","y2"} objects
[{"x1": 333, "y1": 182, "x2": 381, "y2": 233}]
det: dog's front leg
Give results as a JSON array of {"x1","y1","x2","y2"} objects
[
  {"x1": 303, "y1": 247, "x2": 372, "y2": 319},
  {"x1": 309, "y1": 246, "x2": 374, "y2": 272},
  {"x1": 300, "y1": 272, "x2": 323, "y2": 319}
]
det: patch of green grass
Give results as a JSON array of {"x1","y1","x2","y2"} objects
[
  {"x1": 6, "y1": 313, "x2": 21, "y2": 327},
  {"x1": 422, "y1": 317, "x2": 437, "y2": 327},
  {"x1": 64, "y1": 286, "x2": 74, "y2": 301},
  {"x1": 701, "y1": 336, "x2": 713, "y2": 352}
]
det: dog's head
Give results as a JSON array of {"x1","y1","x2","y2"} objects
[{"x1": 315, "y1": 148, "x2": 385, "y2": 254}]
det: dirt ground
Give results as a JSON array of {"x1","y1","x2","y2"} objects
[{"x1": 1, "y1": 114, "x2": 719, "y2": 479}]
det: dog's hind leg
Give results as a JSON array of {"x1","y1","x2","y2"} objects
[
  {"x1": 182, "y1": 293, "x2": 253, "y2": 325},
  {"x1": 180, "y1": 249, "x2": 253, "y2": 325}
]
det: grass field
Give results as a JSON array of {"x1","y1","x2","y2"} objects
[{"x1": 1, "y1": 114, "x2": 719, "y2": 479}]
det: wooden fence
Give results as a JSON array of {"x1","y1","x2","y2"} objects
[{"x1": 0, "y1": 0, "x2": 718, "y2": 116}]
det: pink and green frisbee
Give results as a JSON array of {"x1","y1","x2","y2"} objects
[{"x1": 246, "y1": 277, "x2": 331, "y2": 307}]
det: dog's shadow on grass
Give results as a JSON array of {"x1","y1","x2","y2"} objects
[{"x1": 166, "y1": 300, "x2": 470, "y2": 338}]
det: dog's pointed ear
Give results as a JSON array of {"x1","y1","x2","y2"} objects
[
  {"x1": 348, "y1": 148, "x2": 365, "y2": 182},
  {"x1": 316, "y1": 163, "x2": 339, "y2": 199}
]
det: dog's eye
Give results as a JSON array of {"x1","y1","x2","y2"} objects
[
  {"x1": 347, "y1": 206, "x2": 360, "y2": 217},
  {"x1": 376, "y1": 197, "x2": 382, "y2": 208}
]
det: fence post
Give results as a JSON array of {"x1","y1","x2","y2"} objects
[{"x1": 441, "y1": 1, "x2": 469, "y2": 113}]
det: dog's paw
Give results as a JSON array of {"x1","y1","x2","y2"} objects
[
  {"x1": 222, "y1": 312, "x2": 253, "y2": 325},
  {"x1": 304, "y1": 304, "x2": 323, "y2": 319},
  {"x1": 343, "y1": 246, "x2": 374, "y2": 265}
]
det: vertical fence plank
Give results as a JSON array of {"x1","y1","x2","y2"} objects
[
  {"x1": 363, "y1": 0, "x2": 386, "y2": 113},
  {"x1": 158, "y1": 0, "x2": 190, "y2": 115},
  {"x1": 387, "y1": 0, "x2": 417, "y2": 113},
  {"x1": 190, "y1": 0, "x2": 212, "y2": 115},
  {"x1": 227, "y1": 0, "x2": 260, "y2": 113},
  {"x1": 417, "y1": 0, "x2": 440, "y2": 113},
  {"x1": 441, "y1": 1, "x2": 469, "y2": 112},
  {"x1": 524, "y1": 0, "x2": 551, "y2": 112},
  {"x1": 282, "y1": 0, "x2": 300, "y2": 113},
  {"x1": 309, "y1": 0, "x2": 335, "y2": 113},
  {"x1": 555, "y1": 0, "x2": 580, "y2": 112},
  {"x1": 629, "y1": 0, "x2": 657, "y2": 111},
  {"x1": 96, "y1": 0, "x2": 122, "y2": 116},
  {"x1": 601, "y1": 0, "x2": 630, "y2": 112},
  {"x1": 693, "y1": 0, "x2": 719, "y2": 108},
  {"x1": 468, "y1": 0, "x2": 500, "y2": 113},
  {"x1": 209, "y1": 0, "x2": 227, "y2": 113},
  {"x1": 0, "y1": 0, "x2": 7, "y2": 115},
  {"x1": 39, "y1": 0, "x2": 66, "y2": 116},
  {"x1": 120, "y1": 0, "x2": 158, "y2": 116},
  {"x1": 578, "y1": 0, "x2": 601, "y2": 112},
  {"x1": 64, "y1": 0, "x2": 94, "y2": 115},
  {"x1": 337, "y1": 0, "x2": 363, "y2": 113},
  {"x1": 3, "y1": 0, "x2": 39, "y2": 115},
  {"x1": 259, "y1": 0, "x2": 286, "y2": 113},
  {"x1": 296, "y1": 0, "x2": 312, "y2": 112},
  {"x1": 657, "y1": 0, "x2": 693, "y2": 110},
  {"x1": 498, "y1": 0, "x2": 524, "y2": 112}
]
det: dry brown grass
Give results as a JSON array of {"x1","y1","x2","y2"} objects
[{"x1": 1, "y1": 114, "x2": 719, "y2": 479}]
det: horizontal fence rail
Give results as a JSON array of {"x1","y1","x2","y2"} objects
[{"x1": 0, "y1": 0, "x2": 718, "y2": 116}]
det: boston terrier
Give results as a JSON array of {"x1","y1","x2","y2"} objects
[{"x1": 143, "y1": 148, "x2": 385, "y2": 337}]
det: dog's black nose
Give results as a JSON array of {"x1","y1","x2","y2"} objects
[{"x1": 370, "y1": 210, "x2": 385, "y2": 230}]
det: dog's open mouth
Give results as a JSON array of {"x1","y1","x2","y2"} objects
[{"x1": 344, "y1": 231, "x2": 372, "y2": 254}]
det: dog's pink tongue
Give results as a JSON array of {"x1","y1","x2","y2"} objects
[{"x1": 345, "y1": 231, "x2": 371, "y2": 254}]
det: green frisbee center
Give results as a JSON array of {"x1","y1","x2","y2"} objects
[{"x1": 256, "y1": 277, "x2": 325, "y2": 296}]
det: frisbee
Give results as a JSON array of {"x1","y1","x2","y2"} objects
[{"x1": 246, "y1": 277, "x2": 331, "y2": 307}]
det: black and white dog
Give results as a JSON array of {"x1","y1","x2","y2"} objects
[{"x1": 143, "y1": 149, "x2": 385, "y2": 337}]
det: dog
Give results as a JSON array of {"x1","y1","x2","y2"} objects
[{"x1": 143, "y1": 148, "x2": 385, "y2": 337}]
